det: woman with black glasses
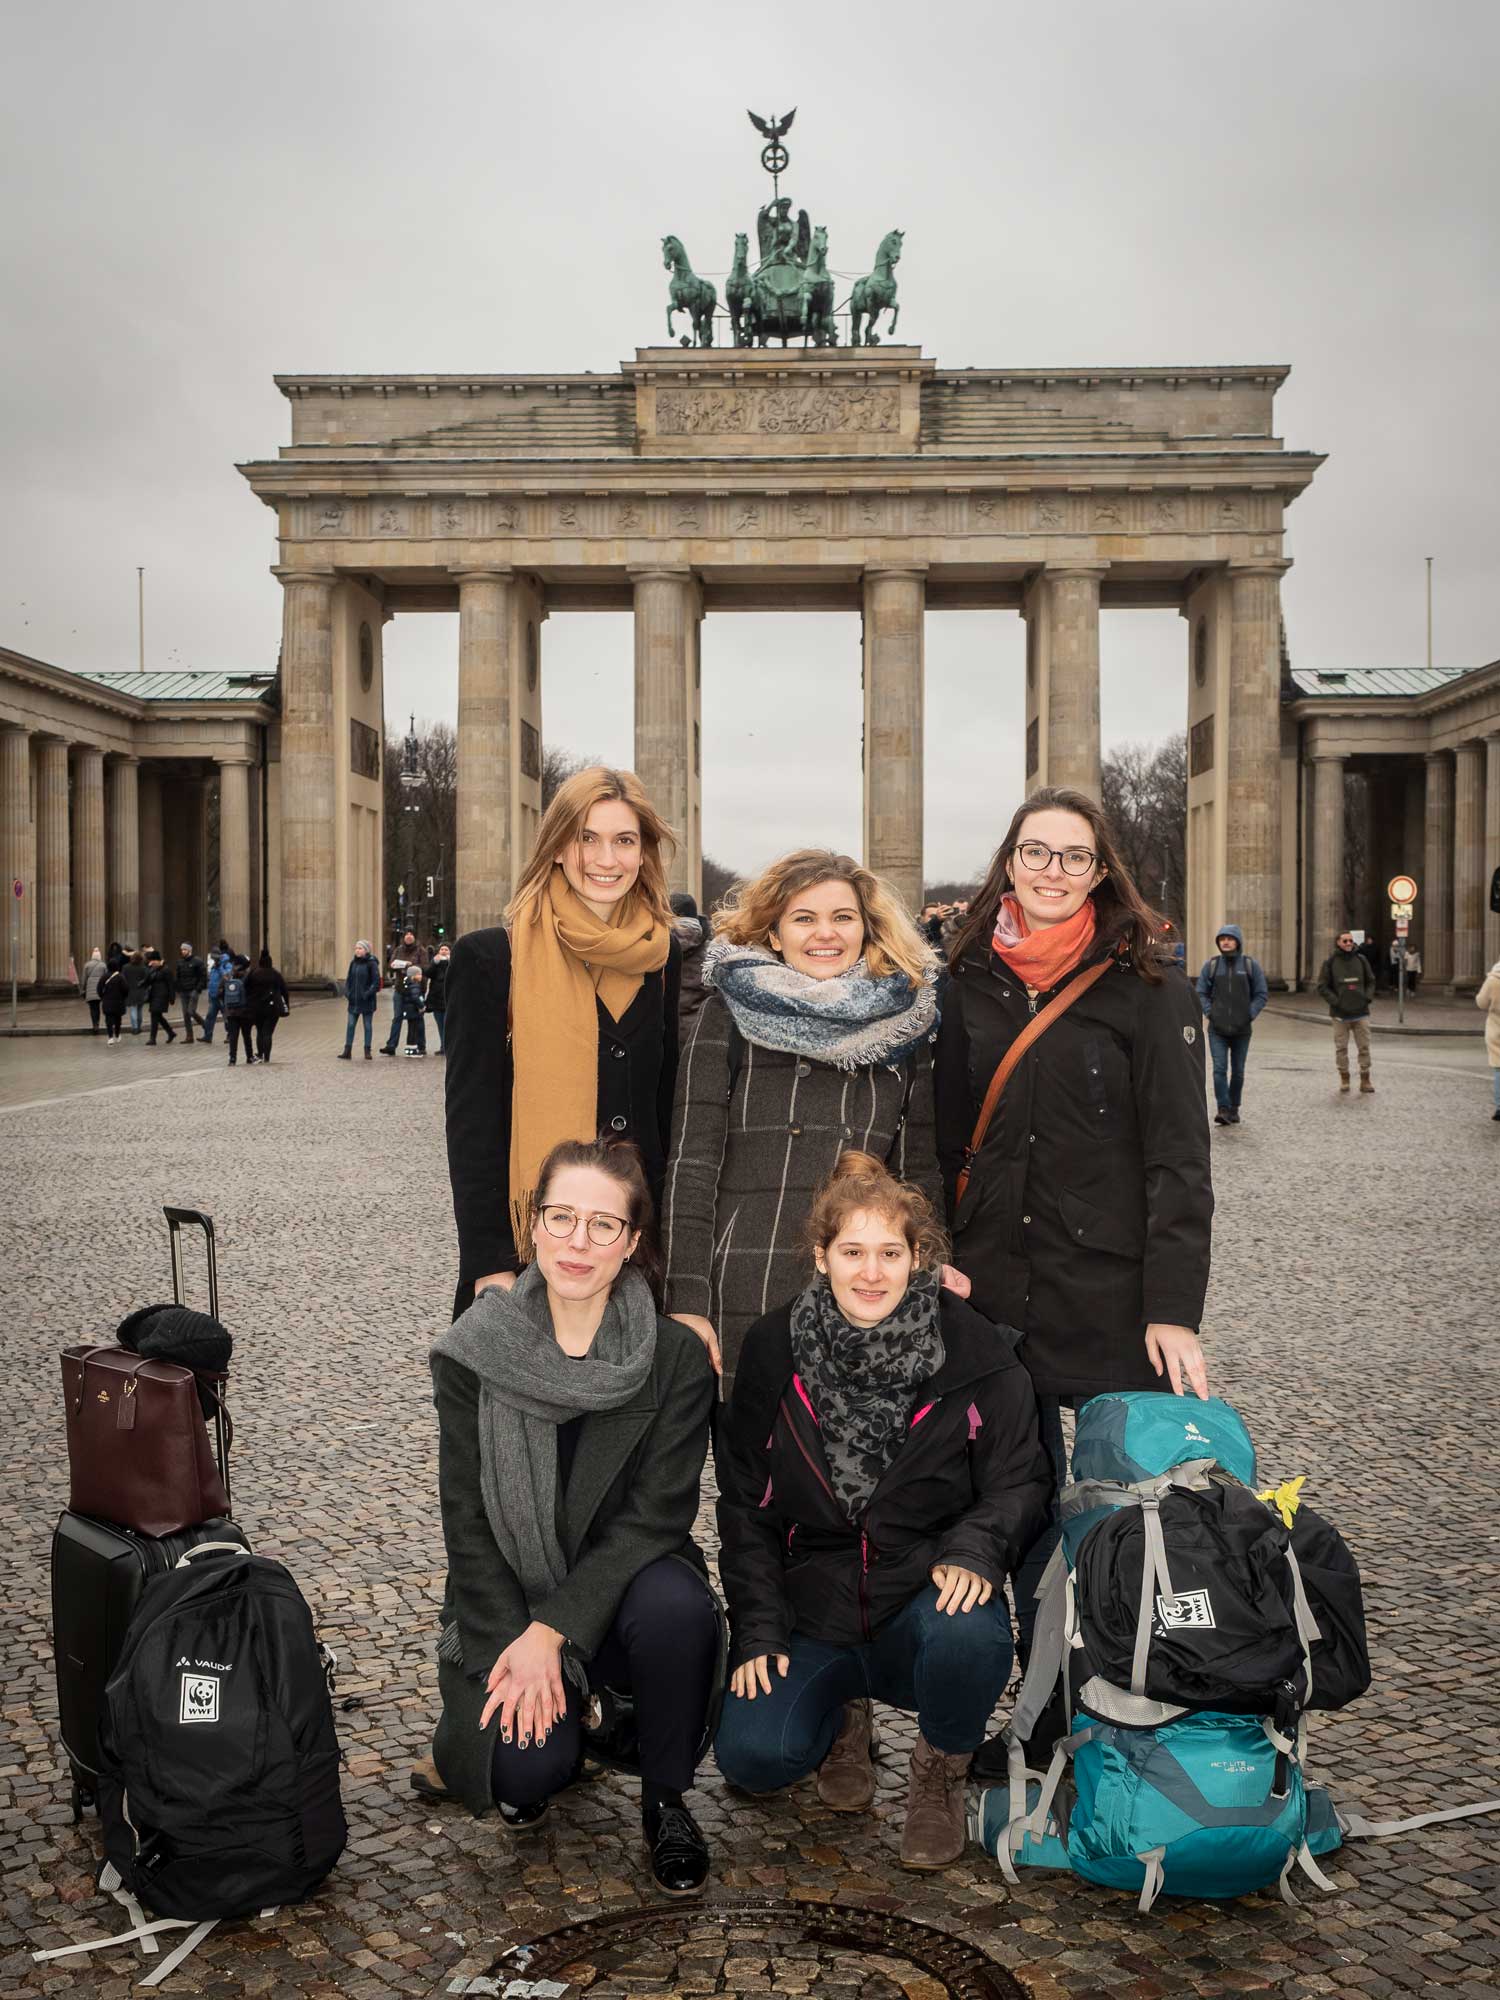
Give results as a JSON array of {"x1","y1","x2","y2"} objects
[{"x1": 933, "y1": 787, "x2": 1213, "y2": 1704}]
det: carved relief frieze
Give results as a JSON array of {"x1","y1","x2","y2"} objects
[
  {"x1": 731, "y1": 499, "x2": 763, "y2": 534},
  {"x1": 317, "y1": 500, "x2": 347, "y2": 535},
  {"x1": 1149, "y1": 497, "x2": 1183, "y2": 530},
  {"x1": 673, "y1": 499, "x2": 703, "y2": 534},
  {"x1": 1033, "y1": 497, "x2": 1067, "y2": 530},
  {"x1": 654, "y1": 382, "x2": 900, "y2": 437},
  {"x1": 434, "y1": 498, "x2": 466, "y2": 535},
  {"x1": 1091, "y1": 499, "x2": 1124, "y2": 528},
  {"x1": 910, "y1": 495, "x2": 941, "y2": 533},
  {"x1": 972, "y1": 495, "x2": 999, "y2": 529},
  {"x1": 615, "y1": 499, "x2": 644, "y2": 533},
  {"x1": 375, "y1": 502, "x2": 408, "y2": 536},
  {"x1": 554, "y1": 498, "x2": 582, "y2": 534},
  {"x1": 494, "y1": 500, "x2": 521, "y2": 534},
  {"x1": 855, "y1": 493, "x2": 884, "y2": 533},
  {"x1": 788, "y1": 498, "x2": 823, "y2": 534}
]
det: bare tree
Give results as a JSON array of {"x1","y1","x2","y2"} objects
[
  {"x1": 383, "y1": 719, "x2": 458, "y2": 944},
  {"x1": 1099, "y1": 733, "x2": 1186, "y2": 927}
]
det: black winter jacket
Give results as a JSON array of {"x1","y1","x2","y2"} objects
[
  {"x1": 145, "y1": 964, "x2": 176, "y2": 1012},
  {"x1": 934, "y1": 943, "x2": 1213, "y2": 1399},
  {"x1": 344, "y1": 954, "x2": 381, "y2": 1013},
  {"x1": 173, "y1": 954, "x2": 206, "y2": 999},
  {"x1": 444, "y1": 926, "x2": 682, "y2": 1293},
  {"x1": 244, "y1": 965, "x2": 288, "y2": 1021},
  {"x1": 99, "y1": 967, "x2": 129, "y2": 1018},
  {"x1": 716, "y1": 1293, "x2": 1050, "y2": 1668},
  {"x1": 425, "y1": 957, "x2": 450, "y2": 1013},
  {"x1": 1315, "y1": 950, "x2": 1375, "y2": 1021},
  {"x1": 122, "y1": 960, "x2": 150, "y2": 1005}
]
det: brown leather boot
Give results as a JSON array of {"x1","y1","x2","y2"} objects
[
  {"x1": 899, "y1": 1734, "x2": 971, "y2": 1870},
  {"x1": 816, "y1": 1699, "x2": 877, "y2": 1812},
  {"x1": 1360, "y1": 1075, "x2": 1375, "y2": 1093},
  {"x1": 1338, "y1": 1073, "x2": 1350, "y2": 1092}
]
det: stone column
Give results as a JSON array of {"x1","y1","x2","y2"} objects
[
  {"x1": 1485, "y1": 735, "x2": 1500, "y2": 973},
  {"x1": 0, "y1": 724, "x2": 30, "y2": 987},
  {"x1": 35, "y1": 737, "x2": 73, "y2": 986},
  {"x1": 218, "y1": 758, "x2": 253, "y2": 952},
  {"x1": 1039, "y1": 563, "x2": 1105, "y2": 798},
  {"x1": 106, "y1": 755, "x2": 140, "y2": 947},
  {"x1": 455, "y1": 569, "x2": 518, "y2": 934},
  {"x1": 138, "y1": 767, "x2": 164, "y2": 948},
  {"x1": 632, "y1": 567, "x2": 703, "y2": 902},
  {"x1": 70, "y1": 745, "x2": 105, "y2": 971},
  {"x1": 1422, "y1": 751, "x2": 1454, "y2": 987},
  {"x1": 1225, "y1": 561, "x2": 1291, "y2": 983},
  {"x1": 860, "y1": 566, "x2": 926, "y2": 908},
  {"x1": 275, "y1": 569, "x2": 336, "y2": 982},
  {"x1": 1452, "y1": 740, "x2": 1485, "y2": 989},
  {"x1": 1307, "y1": 751, "x2": 1345, "y2": 968}
]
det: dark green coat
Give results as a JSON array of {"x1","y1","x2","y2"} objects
[
  {"x1": 1315, "y1": 950, "x2": 1375, "y2": 1020},
  {"x1": 430, "y1": 1317, "x2": 715, "y2": 1814}
]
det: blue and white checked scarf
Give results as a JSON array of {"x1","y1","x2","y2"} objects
[{"x1": 704, "y1": 939, "x2": 938, "y2": 1072}]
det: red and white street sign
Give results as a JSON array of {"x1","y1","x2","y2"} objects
[{"x1": 1387, "y1": 873, "x2": 1418, "y2": 904}]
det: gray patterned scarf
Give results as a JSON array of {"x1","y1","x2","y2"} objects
[
  {"x1": 789, "y1": 1270, "x2": 945, "y2": 1520},
  {"x1": 705, "y1": 940, "x2": 938, "y2": 1071},
  {"x1": 430, "y1": 1261, "x2": 658, "y2": 1610}
]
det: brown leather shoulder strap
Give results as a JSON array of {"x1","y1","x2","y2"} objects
[{"x1": 956, "y1": 955, "x2": 1113, "y2": 1204}]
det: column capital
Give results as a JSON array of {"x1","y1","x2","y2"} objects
[
  {"x1": 216, "y1": 753, "x2": 256, "y2": 769},
  {"x1": 450, "y1": 566, "x2": 516, "y2": 585},
  {"x1": 862, "y1": 562, "x2": 928, "y2": 581},
  {"x1": 105, "y1": 750, "x2": 140, "y2": 767},
  {"x1": 1425, "y1": 747, "x2": 1454, "y2": 766},
  {"x1": 1040, "y1": 559, "x2": 1110, "y2": 579},
  {"x1": 271, "y1": 565, "x2": 335, "y2": 588},
  {"x1": 627, "y1": 564, "x2": 696, "y2": 583},
  {"x1": 1226, "y1": 556, "x2": 1294, "y2": 579},
  {"x1": 1304, "y1": 745, "x2": 1346, "y2": 764},
  {"x1": 0, "y1": 720, "x2": 31, "y2": 738}
]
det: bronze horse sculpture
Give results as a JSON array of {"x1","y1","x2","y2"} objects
[
  {"x1": 662, "y1": 236, "x2": 717, "y2": 347},
  {"x1": 851, "y1": 229, "x2": 903, "y2": 347}
]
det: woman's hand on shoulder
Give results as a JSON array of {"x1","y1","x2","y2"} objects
[
  {"x1": 670, "y1": 1312, "x2": 723, "y2": 1378},
  {"x1": 1145, "y1": 1323, "x2": 1209, "y2": 1398},
  {"x1": 730, "y1": 1653, "x2": 789, "y2": 1699},
  {"x1": 930, "y1": 1565, "x2": 993, "y2": 1615},
  {"x1": 474, "y1": 1272, "x2": 517, "y2": 1298},
  {"x1": 938, "y1": 1263, "x2": 971, "y2": 1300}
]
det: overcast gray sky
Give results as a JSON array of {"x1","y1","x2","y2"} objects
[{"x1": 3, "y1": 0, "x2": 1496, "y2": 881}]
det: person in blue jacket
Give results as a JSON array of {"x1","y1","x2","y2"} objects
[
  {"x1": 1195, "y1": 922, "x2": 1268, "y2": 1127},
  {"x1": 200, "y1": 940, "x2": 234, "y2": 1045},
  {"x1": 339, "y1": 939, "x2": 383, "y2": 1060}
]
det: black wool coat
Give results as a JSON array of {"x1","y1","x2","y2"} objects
[
  {"x1": 431, "y1": 1318, "x2": 715, "y2": 1814},
  {"x1": 933, "y1": 942, "x2": 1213, "y2": 1400},
  {"x1": 444, "y1": 926, "x2": 682, "y2": 1296},
  {"x1": 715, "y1": 1293, "x2": 1051, "y2": 1668}
]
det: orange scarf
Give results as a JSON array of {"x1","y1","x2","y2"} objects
[
  {"x1": 508, "y1": 869, "x2": 670, "y2": 1247},
  {"x1": 992, "y1": 891, "x2": 1098, "y2": 992}
]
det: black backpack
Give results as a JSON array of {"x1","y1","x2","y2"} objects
[
  {"x1": 222, "y1": 973, "x2": 248, "y2": 1017},
  {"x1": 96, "y1": 1544, "x2": 346, "y2": 1919}
]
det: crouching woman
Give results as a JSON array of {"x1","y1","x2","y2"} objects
[
  {"x1": 713, "y1": 1152, "x2": 1050, "y2": 1871},
  {"x1": 419, "y1": 1135, "x2": 720, "y2": 1896}
]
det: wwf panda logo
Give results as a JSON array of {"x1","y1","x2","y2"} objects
[{"x1": 179, "y1": 1672, "x2": 220, "y2": 1723}]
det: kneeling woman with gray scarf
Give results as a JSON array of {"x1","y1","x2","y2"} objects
[
  {"x1": 714, "y1": 1151, "x2": 1051, "y2": 1871},
  {"x1": 415, "y1": 1135, "x2": 719, "y2": 1896}
]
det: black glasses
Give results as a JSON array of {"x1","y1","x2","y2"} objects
[
  {"x1": 537, "y1": 1204, "x2": 629, "y2": 1247},
  {"x1": 1015, "y1": 840, "x2": 1098, "y2": 877}
]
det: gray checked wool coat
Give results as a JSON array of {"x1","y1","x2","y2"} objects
[{"x1": 662, "y1": 991, "x2": 941, "y2": 1381}]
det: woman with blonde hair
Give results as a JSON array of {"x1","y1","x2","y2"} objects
[
  {"x1": 444, "y1": 766, "x2": 683, "y2": 1319},
  {"x1": 663, "y1": 848, "x2": 943, "y2": 1385}
]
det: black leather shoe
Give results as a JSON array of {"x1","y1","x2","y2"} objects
[
  {"x1": 497, "y1": 1797, "x2": 550, "y2": 1831},
  {"x1": 643, "y1": 1800, "x2": 709, "y2": 1897}
]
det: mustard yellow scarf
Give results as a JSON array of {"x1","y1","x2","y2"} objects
[{"x1": 508, "y1": 869, "x2": 669, "y2": 1245}]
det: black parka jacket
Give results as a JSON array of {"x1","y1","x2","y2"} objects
[
  {"x1": 145, "y1": 964, "x2": 176, "y2": 1013},
  {"x1": 715, "y1": 1294, "x2": 1051, "y2": 1670},
  {"x1": 934, "y1": 942, "x2": 1213, "y2": 1399},
  {"x1": 444, "y1": 926, "x2": 682, "y2": 1295}
]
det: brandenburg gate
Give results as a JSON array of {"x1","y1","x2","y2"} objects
[{"x1": 238, "y1": 348, "x2": 1323, "y2": 985}]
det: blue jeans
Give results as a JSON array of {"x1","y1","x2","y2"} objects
[
  {"x1": 344, "y1": 1006, "x2": 373, "y2": 1052},
  {"x1": 382, "y1": 987, "x2": 404, "y2": 1051},
  {"x1": 714, "y1": 1585, "x2": 1014, "y2": 1784},
  {"x1": 128, "y1": 1003, "x2": 143, "y2": 1034},
  {"x1": 1012, "y1": 1395, "x2": 1069, "y2": 1661},
  {"x1": 1208, "y1": 1028, "x2": 1251, "y2": 1113},
  {"x1": 202, "y1": 994, "x2": 222, "y2": 1042},
  {"x1": 429, "y1": 1007, "x2": 446, "y2": 1053}
]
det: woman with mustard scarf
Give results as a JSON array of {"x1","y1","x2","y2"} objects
[{"x1": 444, "y1": 766, "x2": 692, "y2": 1326}]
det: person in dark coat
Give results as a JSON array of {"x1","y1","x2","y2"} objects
[
  {"x1": 1194, "y1": 922, "x2": 1269, "y2": 1126},
  {"x1": 80, "y1": 948, "x2": 107, "y2": 1031},
  {"x1": 99, "y1": 961, "x2": 129, "y2": 1044},
  {"x1": 222, "y1": 954, "x2": 255, "y2": 1067},
  {"x1": 1315, "y1": 929, "x2": 1376, "y2": 1094},
  {"x1": 444, "y1": 767, "x2": 684, "y2": 1326},
  {"x1": 663, "y1": 849, "x2": 943, "y2": 1389},
  {"x1": 338, "y1": 939, "x2": 381, "y2": 1059},
  {"x1": 425, "y1": 943, "x2": 451, "y2": 1053},
  {"x1": 245, "y1": 947, "x2": 290, "y2": 1064},
  {"x1": 381, "y1": 929, "x2": 428, "y2": 1054},
  {"x1": 401, "y1": 964, "x2": 428, "y2": 1056},
  {"x1": 669, "y1": 892, "x2": 712, "y2": 1027},
  {"x1": 714, "y1": 1150, "x2": 1049, "y2": 1871},
  {"x1": 934, "y1": 786, "x2": 1213, "y2": 1705},
  {"x1": 414, "y1": 1136, "x2": 719, "y2": 1897},
  {"x1": 144, "y1": 953, "x2": 177, "y2": 1044},
  {"x1": 173, "y1": 942, "x2": 207, "y2": 1042},
  {"x1": 123, "y1": 950, "x2": 150, "y2": 1035}
]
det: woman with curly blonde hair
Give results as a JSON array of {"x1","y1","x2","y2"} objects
[
  {"x1": 662, "y1": 848, "x2": 944, "y2": 1385},
  {"x1": 444, "y1": 766, "x2": 684, "y2": 1320}
]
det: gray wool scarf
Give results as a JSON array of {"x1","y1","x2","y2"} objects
[
  {"x1": 430, "y1": 1261, "x2": 658, "y2": 1613},
  {"x1": 704, "y1": 940, "x2": 939, "y2": 1072}
]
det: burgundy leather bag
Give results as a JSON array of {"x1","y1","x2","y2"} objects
[{"x1": 62, "y1": 1345, "x2": 230, "y2": 1537}]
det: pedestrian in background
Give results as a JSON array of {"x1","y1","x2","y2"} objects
[
  {"x1": 669, "y1": 892, "x2": 711, "y2": 1028},
  {"x1": 201, "y1": 940, "x2": 233, "y2": 1045},
  {"x1": 1476, "y1": 955, "x2": 1500, "y2": 1121},
  {"x1": 99, "y1": 959, "x2": 129, "y2": 1045},
  {"x1": 402, "y1": 964, "x2": 428, "y2": 1057},
  {"x1": 425, "y1": 943, "x2": 451, "y2": 1053},
  {"x1": 382, "y1": 928, "x2": 427, "y2": 1055},
  {"x1": 1316, "y1": 929, "x2": 1376, "y2": 1094},
  {"x1": 339, "y1": 939, "x2": 381, "y2": 1059},
  {"x1": 247, "y1": 947, "x2": 290, "y2": 1064},
  {"x1": 122, "y1": 949, "x2": 149, "y2": 1036},
  {"x1": 174, "y1": 942, "x2": 207, "y2": 1043},
  {"x1": 222, "y1": 955, "x2": 255, "y2": 1067},
  {"x1": 1195, "y1": 922, "x2": 1269, "y2": 1126},
  {"x1": 144, "y1": 952, "x2": 177, "y2": 1044},
  {"x1": 80, "y1": 948, "x2": 106, "y2": 1032}
]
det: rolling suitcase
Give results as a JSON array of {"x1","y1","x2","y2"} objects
[{"x1": 50, "y1": 1208, "x2": 248, "y2": 1820}]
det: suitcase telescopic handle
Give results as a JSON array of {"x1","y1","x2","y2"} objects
[{"x1": 164, "y1": 1207, "x2": 218, "y2": 1321}]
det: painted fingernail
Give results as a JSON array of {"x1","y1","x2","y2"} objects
[{"x1": 502, "y1": 1730, "x2": 511, "y2": 1744}]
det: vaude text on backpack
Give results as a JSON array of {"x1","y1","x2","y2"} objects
[{"x1": 96, "y1": 1543, "x2": 346, "y2": 1920}]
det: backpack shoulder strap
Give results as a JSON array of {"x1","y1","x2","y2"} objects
[
  {"x1": 724, "y1": 1013, "x2": 744, "y2": 1100},
  {"x1": 957, "y1": 956, "x2": 1112, "y2": 1203}
]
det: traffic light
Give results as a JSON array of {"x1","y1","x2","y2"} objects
[{"x1": 426, "y1": 875, "x2": 435, "y2": 898}]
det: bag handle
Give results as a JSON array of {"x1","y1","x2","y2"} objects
[
  {"x1": 174, "y1": 1541, "x2": 246, "y2": 1568},
  {"x1": 956, "y1": 956, "x2": 1113, "y2": 1204}
]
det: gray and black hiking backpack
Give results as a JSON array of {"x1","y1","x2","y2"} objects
[{"x1": 96, "y1": 1543, "x2": 346, "y2": 1921}]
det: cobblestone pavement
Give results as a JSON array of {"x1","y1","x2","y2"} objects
[{"x1": 1, "y1": 1004, "x2": 1495, "y2": 1998}]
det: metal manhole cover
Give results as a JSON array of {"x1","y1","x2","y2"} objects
[{"x1": 480, "y1": 1896, "x2": 1025, "y2": 1998}]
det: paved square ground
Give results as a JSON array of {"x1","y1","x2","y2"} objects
[{"x1": 1, "y1": 1003, "x2": 1495, "y2": 1998}]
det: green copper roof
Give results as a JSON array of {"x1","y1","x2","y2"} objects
[{"x1": 70, "y1": 668, "x2": 278, "y2": 704}]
